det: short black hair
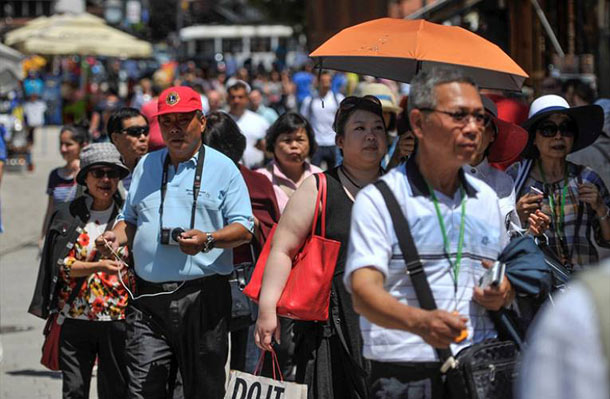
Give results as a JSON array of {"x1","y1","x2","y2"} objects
[
  {"x1": 203, "y1": 111, "x2": 246, "y2": 164},
  {"x1": 227, "y1": 81, "x2": 249, "y2": 94},
  {"x1": 107, "y1": 107, "x2": 147, "y2": 141},
  {"x1": 265, "y1": 112, "x2": 317, "y2": 158},
  {"x1": 60, "y1": 122, "x2": 90, "y2": 146}
]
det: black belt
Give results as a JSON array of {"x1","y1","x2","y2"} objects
[
  {"x1": 135, "y1": 273, "x2": 227, "y2": 295},
  {"x1": 370, "y1": 360, "x2": 442, "y2": 381}
]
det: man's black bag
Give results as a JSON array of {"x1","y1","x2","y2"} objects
[
  {"x1": 229, "y1": 262, "x2": 256, "y2": 331},
  {"x1": 374, "y1": 180, "x2": 518, "y2": 399}
]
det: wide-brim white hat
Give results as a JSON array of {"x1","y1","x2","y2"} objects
[{"x1": 521, "y1": 94, "x2": 604, "y2": 158}]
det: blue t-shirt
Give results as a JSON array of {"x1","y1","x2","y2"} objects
[
  {"x1": 120, "y1": 146, "x2": 254, "y2": 282},
  {"x1": 293, "y1": 71, "x2": 314, "y2": 103}
]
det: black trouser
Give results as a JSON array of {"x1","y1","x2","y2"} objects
[
  {"x1": 125, "y1": 274, "x2": 231, "y2": 399},
  {"x1": 59, "y1": 318, "x2": 127, "y2": 399},
  {"x1": 369, "y1": 360, "x2": 446, "y2": 399}
]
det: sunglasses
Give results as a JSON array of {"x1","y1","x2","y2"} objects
[
  {"x1": 121, "y1": 125, "x2": 149, "y2": 137},
  {"x1": 536, "y1": 121, "x2": 577, "y2": 138},
  {"x1": 89, "y1": 168, "x2": 121, "y2": 179},
  {"x1": 339, "y1": 95, "x2": 383, "y2": 111}
]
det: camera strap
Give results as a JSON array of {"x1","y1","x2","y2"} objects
[{"x1": 159, "y1": 144, "x2": 206, "y2": 231}]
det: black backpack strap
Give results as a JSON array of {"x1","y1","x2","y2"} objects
[{"x1": 373, "y1": 180, "x2": 453, "y2": 362}]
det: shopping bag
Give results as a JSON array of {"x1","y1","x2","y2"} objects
[
  {"x1": 243, "y1": 173, "x2": 341, "y2": 321},
  {"x1": 224, "y1": 350, "x2": 307, "y2": 399}
]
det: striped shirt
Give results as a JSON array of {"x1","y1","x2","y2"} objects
[
  {"x1": 508, "y1": 161, "x2": 610, "y2": 270},
  {"x1": 46, "y1": 168, "x2": 78, "y2": 207},
  {"x1": 345, "y1": 157, "x2": 507, "y2": 363}
]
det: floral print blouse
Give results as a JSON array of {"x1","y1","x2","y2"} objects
[{"x1": 57, "y1": 225, "x2": 134, "y2": 321}]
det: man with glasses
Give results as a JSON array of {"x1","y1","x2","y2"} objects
[
  {"x1": 97, "y1": 86, "x2": 254, "y2": 398},
  {"x1": 107, "y1": 107, "x2": 150, "y2": 193},
  {"x1": 344, "y1": 68, "x2": 512, "y2": 398}
]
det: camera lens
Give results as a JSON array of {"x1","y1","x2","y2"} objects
[{"x1": 171, "y1": 228, "x2": 185, "y2": 242}]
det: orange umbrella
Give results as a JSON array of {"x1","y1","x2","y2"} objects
[{"x1": 310, "y1": 18, "x2": 528, "y2": 91}]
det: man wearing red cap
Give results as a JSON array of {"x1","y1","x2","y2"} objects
[{"x1": 98, "y1": 86, "x2": 254, "y2": 398}]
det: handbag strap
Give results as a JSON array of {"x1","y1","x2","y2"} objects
[
  {"x1": 312, "y1": 173, "x2": 328, "y2": 237},
  {"x1": 373, "y1": 180, "x2": 453, "y2": 363},
  {"x1": 514, "y1": 159, "x2": 533, "y2": 198}
]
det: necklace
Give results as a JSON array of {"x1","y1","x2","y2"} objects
[{"x1": 340, "y1": 166, "x2": 363, "y2": 189}]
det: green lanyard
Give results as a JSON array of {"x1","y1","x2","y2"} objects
[
  {"x1": 537, "y1": 162, "x2": 568, "y2": 236},
  {"x1": 427, "y1": 183, "x2": 467, "y2": 290}
]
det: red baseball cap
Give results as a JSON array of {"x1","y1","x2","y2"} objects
[{"x1": 155, "y1": 86, "x2": 202, "y2": 116}]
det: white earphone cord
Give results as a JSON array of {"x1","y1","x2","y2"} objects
[{"x1": 102, "y1": 238, "x2": 185, "y2": 300}]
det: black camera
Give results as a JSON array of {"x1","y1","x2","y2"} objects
[{"x1": 160, "y1": 227, "x2": 185, "y2": 246}]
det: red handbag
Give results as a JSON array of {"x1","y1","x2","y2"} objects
[
  {"x1": 41, "y1": 313, "x2": 62, "y2": 371},
  {"x1": 243, "y1": 173, "x2": 341, "y2": 321},
  {"x1": 40, "y1": 277, "x2": 85, "y2": 371}
]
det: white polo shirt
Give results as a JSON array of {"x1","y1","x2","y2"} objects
[
  {"x1": 300, "y1": 91, "x2": 344, "y2": 147},
  {"x1": 345, "y1": 157, "x2": 507, "y2": 363}
]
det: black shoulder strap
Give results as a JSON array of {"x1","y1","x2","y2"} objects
[{"x1": 373, "y1": 180, "x2": 453, "y2": 362}]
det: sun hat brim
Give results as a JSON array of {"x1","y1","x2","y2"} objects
[
  {"x1": 76, "y1": 162, "x2": 130, "y2": 185},
  {"x1": 488, "y1": 116, "x2": 529, "y2": 163}
]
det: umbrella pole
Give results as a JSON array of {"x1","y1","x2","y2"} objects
[{"x1": 416, "y1": 60, "x2": 422, "y2": 74}]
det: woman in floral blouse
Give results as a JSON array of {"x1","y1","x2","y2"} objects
[{"x1": 32, "y1": 143, "x2": 131, "y2": 399}]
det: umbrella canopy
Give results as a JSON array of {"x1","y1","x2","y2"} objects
[
  {"x1": 310, "y1": 18, "x2": 528, "y2": 91},
  {"x1": 0, "y1": 43, "x2": 24, "y2": 93},
  {"x1": 5, "y1": 12, "x2": 152, "y2": 58}
]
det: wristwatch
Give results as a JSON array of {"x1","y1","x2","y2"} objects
[{"x1": 201, "y1": 232, "x2": 216, "y2": 253}]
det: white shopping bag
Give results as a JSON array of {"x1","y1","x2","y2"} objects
[{"x1": 224, "y1": 350, "x2": 307, "y2": 399}]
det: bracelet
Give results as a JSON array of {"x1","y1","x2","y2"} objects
[{"x1": 599, "y1": 207, "x2": 610, "y2": 221}]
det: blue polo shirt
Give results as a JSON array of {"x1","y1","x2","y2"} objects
[{"x1": 120, "y1": 146, "x2": 254, "y2": 282}]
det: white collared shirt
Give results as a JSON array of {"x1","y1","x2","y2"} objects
[
  {"x1": 345, "y1": 158, "x2": 507, "y2": 363},
  {"x1": 464, "y1": 158, "x2": 521, "y2": 232}
]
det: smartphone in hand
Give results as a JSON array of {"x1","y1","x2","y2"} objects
[{"x1": 478, "y1": 261, "x2": 506, "y2": 289}]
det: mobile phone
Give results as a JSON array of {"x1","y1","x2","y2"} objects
[
  {"x1": 529, "y1": 186, "x2": 544, "y2": 196},
  {"x1": 478, "y1": 261, "x2": 506, "y2": 289}
]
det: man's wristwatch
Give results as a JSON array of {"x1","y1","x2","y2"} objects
[{"x1": 201, "y1": 233, "x2": 216, "y2": 253}]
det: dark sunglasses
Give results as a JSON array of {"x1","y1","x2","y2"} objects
[
  {"x1": 121, "y1": 125, "x2": 149, "y2": 137},
  {"x1": 536, "y1": 121, "x2": 577, "y2": 138},
  {"x1": 89, "y1": 168, "x2": 121, "y2": 179},
  {"x1": 339, "y1": 95, "x2": 383, "y2": 110}
]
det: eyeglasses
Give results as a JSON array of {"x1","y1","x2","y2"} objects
[
  {"x1": 121, "y1": 125, "x2": 149, "y2": 137},
  {"x1": 536, "y1": 121, "x2": 577, "y2": 138},
  {"x1": 419, "y1": 108, "x2": 490, "y2": 128},
  {"x1": 89, "y1": 168, "x2": 120, "y2": 179}
]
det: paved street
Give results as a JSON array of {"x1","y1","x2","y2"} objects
[{"x1": 0, "y1": 126, "x2": 98, "y2": 399}]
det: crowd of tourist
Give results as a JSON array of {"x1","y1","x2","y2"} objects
[{"x1": 19, "y1": 57, "x2": 610, "y2": 399}]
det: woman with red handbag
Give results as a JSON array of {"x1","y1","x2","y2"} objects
[
  {"x1": 254, "y1": 95, "x2": 388, "y2": 399},
  {"x1": 29, "y1": 143, "x2": 132, "y2": 399}
]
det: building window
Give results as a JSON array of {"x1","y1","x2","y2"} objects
[
  {"x1": 251, "y1": 37, "x2": 271, "y2": 52},
  {"x1": 222, "y1": 38, "x2": 243, "y2": 53},
  {"x1": 196, "y1": 39, "x2": 215, "y2": 55}
]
